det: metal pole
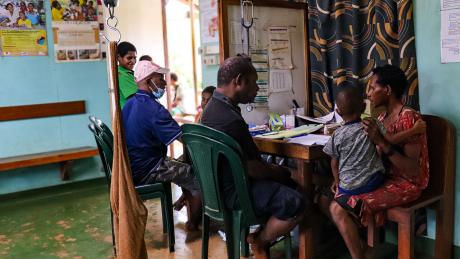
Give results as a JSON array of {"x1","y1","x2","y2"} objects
[
  {"x1": 190, "y1": 0, "x2": 199, "y2": 108},
  {"x1": 161, "y1": 0, "x2": 174, "y2": 157},
  {"x1": 161, "y1": 0, "x2": 171, "y2": 111}
]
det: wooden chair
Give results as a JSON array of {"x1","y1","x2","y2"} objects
[{"x1": 367, "y1": 115, "x2": 455, "y2": 259}]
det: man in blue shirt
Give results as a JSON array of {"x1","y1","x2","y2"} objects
[{"x1": 122, "y1": 60, "x2": 201, "y2": 230}]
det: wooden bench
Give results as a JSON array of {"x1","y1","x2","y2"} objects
[
  {"x1": 367, "y1": 115, "x2": 455, "y2": 259},
  {"x1": 0, "y1": 101, "x2": 99, "y2": 180}
]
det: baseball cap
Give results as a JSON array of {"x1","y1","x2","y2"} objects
[{"x1": 134, "y1": 60, "x2": 170, "y2": 83}]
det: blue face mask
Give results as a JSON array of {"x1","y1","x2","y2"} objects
[{"x1": 149, "y1": 80, "x2": 165, "y2": 99}]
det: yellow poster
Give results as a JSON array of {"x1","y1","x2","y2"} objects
[
  {"x1": 0, "y1": 29, "x2": 47, "y2": 56},
  {"x1": 0, "y1": 0, "x2": 48, "y2": 56}
]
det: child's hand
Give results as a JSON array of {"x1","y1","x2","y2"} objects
[
  {"x1": 362, "y1": 118, "x2": 385, "y2": 145},
  {"x1": 330, "y1": 181, "x2": 338, "y2": 194},
  {"x1": 376, "y1": 145, "x2": 382, "y2": 156},
  {"x1": 412, "y1": 119, "x2": 426, "y2": 134}
]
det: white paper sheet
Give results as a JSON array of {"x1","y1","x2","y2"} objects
[
  {"x1": 296, "y1": 110, "x2": 344, "y2": 124},
  {"x1": 200, "y1": 0, "x2": 219, "y2": 43},
  {"x1": 269, "y1": 69, "x2": 292, "y2": 93},
  {"x1": 441, "y1": 0, "x2": 460, "y2": 10},
  {"x1": 268, "y1": 26, "x2": 293, "y2": 69},
  {"x1": 287, "y1": 134, "x2": 331, "y2": 146},
  {"x1": 441, "y1": 8, "x2": 460, "y2": 63}
]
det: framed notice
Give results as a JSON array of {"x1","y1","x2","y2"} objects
[{"x1": 51, "y1": 0, "x2": 101, "y2": 62}]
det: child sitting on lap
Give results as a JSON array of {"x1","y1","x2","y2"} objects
[
  {"x1": 323, "y1": 86, "x2": 425, "y2": 198},
  {"x1": 323, "y1": 87, "x2": 385, "y2": 196}
]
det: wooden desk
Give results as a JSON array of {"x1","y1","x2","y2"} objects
[{"x1": 253, "y1": 137, "x2": 327, "y2": 259}]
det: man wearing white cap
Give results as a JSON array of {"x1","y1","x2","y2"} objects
[{"x1": 122, "y1": 60, "x2": 202, "y2": 230}]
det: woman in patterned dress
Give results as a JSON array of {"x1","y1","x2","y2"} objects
[{"x1": 325, "y1": 65, "x2": 429, "y2": 259}]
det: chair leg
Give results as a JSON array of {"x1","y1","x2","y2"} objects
[
  {"x1": 241, "y1": 227, "x2": 250, "y2": 257},
  {"x1": 202, "y1": 214, "x2": 210, "y2": 259},
  {"x1": 435, "y1": 200, "x2": 454, "y2": 259},
  {"x1": 284, "y1": 233, "x2": 292, "y2": 259},
  {"x1": 161, "y1": 194, "x2": 167, "y2": 234},
  {"x1": 232, "y1": 212, "x2": 242, "y2": 259},
  {"x1": 224, "y1": 215, "x2": 235, "y2": 259},
  {"x1": 397, "y1": 213, "x2": 414, "y2": 259},
  {"x1": 164, "y1": 184, "x2": 175, "y2": 252}
]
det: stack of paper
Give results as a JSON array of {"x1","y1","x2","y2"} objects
[
  {"x1": 287, "y1": 134, "x2": 331, "y2": 146},
  {"x1": 256, "y1": 124, "x2": 323, "y2": 139},
  {"x1": 296, "y1": 111, "x2": 343, "y2": 124}
]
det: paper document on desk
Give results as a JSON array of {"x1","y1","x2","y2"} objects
[
  {"x1": 288, "y1": 134, "x2": 330, "y2": 146},
  {"x1": 297, "y1": 111, "x2": 343, "y2": 124},
  {"x1": 256, "y1": 124, "x2": 323, "y2": 139}
]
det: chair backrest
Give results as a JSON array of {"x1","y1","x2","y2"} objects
[
  {"x1": 98, "y1": 120, "x2": 114, "y2": 147},
  {"x1": 182, "y1": 123, "x2": 259, "y2": 223},
  {"x1": 89, "y1": 116, "x2": 114, "y2": 148},
  {"x1": 422, "y1": 115, "x2": 456, "y2": 197},
  {"x1": 89, "y1": 123, "x2": 111, "y2": 185},
  {"x1": 88, "y1": 121, "x2": 114, "y2": 181}
]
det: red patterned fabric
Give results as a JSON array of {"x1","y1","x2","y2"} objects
[{"x1": 340, "y1": 108, "x2": 429, "y2": 227}]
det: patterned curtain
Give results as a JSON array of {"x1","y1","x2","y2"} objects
[{"x1": 308, "y1": 0, "x2": 419, "y2": 116}]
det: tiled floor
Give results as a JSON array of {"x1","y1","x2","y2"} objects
[
  {"x1": 0, "y1": 179, "x2": 231, "y2": 259},
  {"x1": 0, "y1": 179, "x2": 432, "y2": 258}
]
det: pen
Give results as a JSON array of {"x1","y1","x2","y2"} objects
[{"x1": 292, "y1": 99, "x2": 300, "y2": 108}]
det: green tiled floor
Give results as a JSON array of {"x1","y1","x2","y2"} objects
[
  {"x1": 0, "y1": 180, "x2": 433, "y2": 258},
  {"x1": 0, "y1": 180, "x2": 113, "y2": 259}
]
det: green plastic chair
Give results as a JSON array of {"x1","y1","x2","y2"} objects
[
  {"x1": 89, "y1": 116, "x2": 113, "y2": 146},
  {"x1": 182, "y1": 123, "x2": 292, "y2": 259},
  {"x1": 88, "y1": 123, "x2": 117, "y2": 256},
  {"x1": 88, "y1": 118, "x2": 175, "y2": 252}
]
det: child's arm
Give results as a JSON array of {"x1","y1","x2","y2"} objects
[
  {"x1": 330, "y1": 157, "x2": 339, "y2": 194},
  {"x1": 385, "y1": 119, "x2": 426, "y2": 144}
]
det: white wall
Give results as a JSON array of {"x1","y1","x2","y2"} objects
[{"x1": 107, "y1": 0, "x2": 165, "y2": 65}]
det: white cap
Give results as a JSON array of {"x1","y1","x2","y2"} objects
[{"x1": 134, "y1": 60, "x2": 169, "y2": 83}]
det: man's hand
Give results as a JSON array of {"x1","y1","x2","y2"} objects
[
  {"x1": 267, "y1": 163, "x2": 295, "y2": 185},
  {"x1": 248, "y1": 159, "x2": 296, "y2": 187}
]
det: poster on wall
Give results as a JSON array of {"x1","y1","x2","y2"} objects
[
  {"x1": 440, "y1": 0, "x2": 460, "y2": 63},
  {"x1": 50, "y1": 0, "x2": 101, "y2": 62},
  {"x1": 0, "y1": 0, "x2": 48, "y2": 56},
  {"x1": 200, "y1": 0, "x2": 218, "y2": 43}
]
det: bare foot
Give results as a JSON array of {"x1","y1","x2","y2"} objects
[{"x1": 247, "y1": 232, "x2": 269, "y2": 259}]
